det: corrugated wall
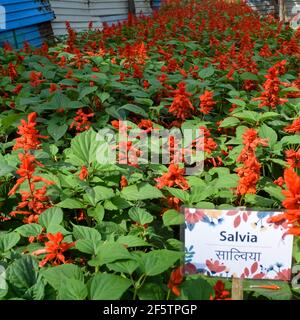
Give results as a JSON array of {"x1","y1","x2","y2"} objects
[
  {"x1": 50, "y1": 0, "x2": 152, "y2": 37},
  {"x1": 247, "y1": 0, "x2": 300, "y2": 19},
  {"x1": 0, "y1": 0, "x2": 54, "y2": 48}
]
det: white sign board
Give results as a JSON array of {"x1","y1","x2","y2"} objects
[{"x1": 184, "y1": 208, "x2": 293, "y2": 280}]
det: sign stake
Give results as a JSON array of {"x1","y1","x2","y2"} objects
[{"x1": 232, "y1": 276, "x2": 243, "y2": 300}]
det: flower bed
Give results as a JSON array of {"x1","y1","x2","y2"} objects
[{"x1": 0, "y1": 0, "x2": 299, "y2": 300}]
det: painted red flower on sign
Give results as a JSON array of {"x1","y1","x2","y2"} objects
[
  {"x1": 206, "y1": 259, "x2": 226, "y2": 274},
  {"x1": 185, "y1": 209, "x2": 205, "y2": 224}
]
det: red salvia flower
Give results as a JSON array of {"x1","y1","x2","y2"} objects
[
  {"x1": 168, "y1": 266, "x2": 184, "y2": 297},
  {"x1": 8, "y1": 62, "x2": 18, "y2": 81},
  {"x1": 211, "y1": 280, "x2": 231, "y2": 300},
  {"x1": 156, "y1": 164, "x2": 189, "y2": 190},
  {"x1": 168, "y1": 82, "x2": 194, "y2": 120},
  {"x1": 284, "y1": 116, "x2": 300, "y2": 134},
  {"x1": 120, "y1": 176, "x2": 128, "y2": 189},
  {"x1": 269, "y1": 169, "x2": 300, "y2": 237},
  {"x1": 79, "y1": 165, "x2": 89, "y2": 180},
  {"x1": 29, "y1": 71, "x2": 44, "y2": 87},
  {"x1": 253, "y1": 61, "x2": 288, "y2": 109},
  {"x1": 32, "y1": 232, "x2": 74, "y2": 267},
  {"x1": 138, "y1": 119, "x2": 153, "y2": 133},
  {"x1": 236, "y1": 129, "x2": 268, "y2": 195},
  {"x1": 70, "y1": 108, "x2": 94, "y2": 132},
  {"x1": 285, "y1": 149, "x2": 300, "y2": 169},
  {"x1": 199, "y1": 90, "x2": 216, "y2": 115},
  {"x1": 13, "y1": 112, "x2": 48, "y2": 151}
]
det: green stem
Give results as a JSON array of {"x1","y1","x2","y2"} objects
[
  {"x1": 133, "y1": 274, "x2": 147, "y2": 300},
  {"x1": 166, "y1": 289, "x2": 171, "y2": 301}
]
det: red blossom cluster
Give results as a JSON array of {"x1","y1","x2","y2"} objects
[
  {"x1": 32, "y1": 232, "x2": 74, "y2": 267},
  {"x1": 269, "y1": 169, "x2": 300, "y2": 237},
  {"x1": 210, "y1": 280, "x2": 231, "y2": 300},
  {"x1": 284, "y1": 116, "x2": 300, "y2": 134},
  {"x1": 70, "y1": 108, "x2": 95, "y2": 132},
  {"x1": 253, "y1": 60, "x2": 288, "y2": 109},
  {"x1": 8, "y1": 112, "x2": 53, "y2": 223},
  {"x1": 236, "y1": 128, "x2": 268, "y2": 195},
  {"x1": 168, "y1": 82, "x2": 194, "y2": 120},
  {"x1": 156, "y1": 164, "x2": 189, "y2": 190},
  {"x1": 199, "y1": 90, "x2": 216, "y2": 115}
]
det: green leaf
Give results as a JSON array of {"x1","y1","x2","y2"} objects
[
  {"x1": 163, "y1": 209, "x2": 184, "y2": 226},
  {"x1": 227, "y1": 98, "x2": 246, "y2": 108},
  {"x1": 165, "y1": 187, "x2": 189, "y2": 202},
  {"x1": 128, "y1": 207, "x2": 154, "y2": 225},
  {"x1": 280, "y1": 135, "x2": 300, "y2": 146},
  {"x1": 87, "y1": 204, "x2": 105, "y2": 223},
  {"x1": 87, "y1": 186, "x2": 115, "y2": 204},
  {"x1": 116, "y1": 235, "x2": 150, "y2": 247},
  {"x1": 258, "y1": 112, "x2": 280, "y2": 122},
  {"x1": 38, "y1": 207, "x2": 64, "y2": 229},
  {"x1": 240, "y1": 72, "x2": 259, "y2": 81},
  {"x1": 107, "y1": 260, "x2": 139, "y2": 274},
  {"x1": 67, "y1": 129, "x2": 100, "y2": 166},
  {"x1": 138, "y1": 283, "x2": 165, "y2": 300},
  {"x1": 47, "y1": 123, "x2": 68, "y2": 142},
  {"x1": 41, "y1": 264, "x2": 84, "y2": 291},
  {"x1": 98, "y1": 92, "x2": 110, "y2": 103},
  {"x1": 263, "y1": 184, "x2": 285, "y2": 201},
  {"x1": 180, "y1": 278, "x2": 214, "y2": 300},
  {"x1": 15, "y1": 224, "x2": 43, "y2": 237},
  {"x1": 140, "y1": 249, "x2": 183, "y2": 276},
  {"x1": 0, "y1": 161, "x2": 15, "y2": 176},
  {"x1": 245, "y1": 194, "x2": 275, "y2": 207},
  {"x1": 220, "y1": 117, "x2": 240, "y2": 128},
  {"x1": 56, "y1": 199, "x2": 85, "y2": 209},
  {"x1": 7, "y1": 256, "x2": 38, "y2": 291},
  {"x1": 0, "y1": 232, "x2": 20, "y2": 252},
  {"x1": 190, "y1": 185, "x2": 215, "y2": 203},
  {"x1": 88, "y1": 273, "x2": 131, "y2": 300},
  {"x1": 58, "y1": 278, "x2": 87, "y2": 300},
  {"x1": 79, "y1": 86, "x2": 97, "y2": 100},
  {"x1": 73, "y1": 225, "x2": 101, "y2": 254},
  {"x1": 199, "y1": 66, "x2": 214, "y2": 78},
  {"x1": 121, "y1": 183, "x2": 163, "y2": 200},
  {"x1": 119, "y1": 104, "x2": 148, "y2": 118},
  {"x1": 73, "y1": 225, "x2": 101, "y2": 241},
  {"x1": 259, "y1": 124, "x2": 277, "y2": 146},
  {"x1": 88, "y1": 242, "x2": 132, "y2": 266},
  {"x1": 233, "y1": 111, "x2": 258, "y2": 123}
]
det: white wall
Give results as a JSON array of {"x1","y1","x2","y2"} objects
[{"x1": 50, "y1": 0, "x2": 152, "y2": 36}]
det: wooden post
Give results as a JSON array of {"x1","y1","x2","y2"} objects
[
  {"x1": 279, "y1": 0, "x2": 285, "y2": 22},
  {"x1": 232, "y1": 276, "x2": 243, "y2": 300}
]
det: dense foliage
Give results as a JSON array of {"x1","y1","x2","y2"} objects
[{"x1": 0, "y1": 0, "x2": 299, "y2": 300}]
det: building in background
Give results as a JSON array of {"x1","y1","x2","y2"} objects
[
  {"x1": 247, "y1": 0, "x2": 300, "y2": 28},
  {"x1": 0, "y1": 0, "x2": 55, "y2": 48},
  {"x1": 49, "y1": 0, "x2": 152, "y2": 37}
]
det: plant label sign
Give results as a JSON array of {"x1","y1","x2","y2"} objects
[{"x1": 183, "y1": 208, "x2": 293, "y2": 280}]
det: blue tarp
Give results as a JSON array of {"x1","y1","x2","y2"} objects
[{"x1": 0, "y1": 0, "x2": 54, "y2": 48}]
